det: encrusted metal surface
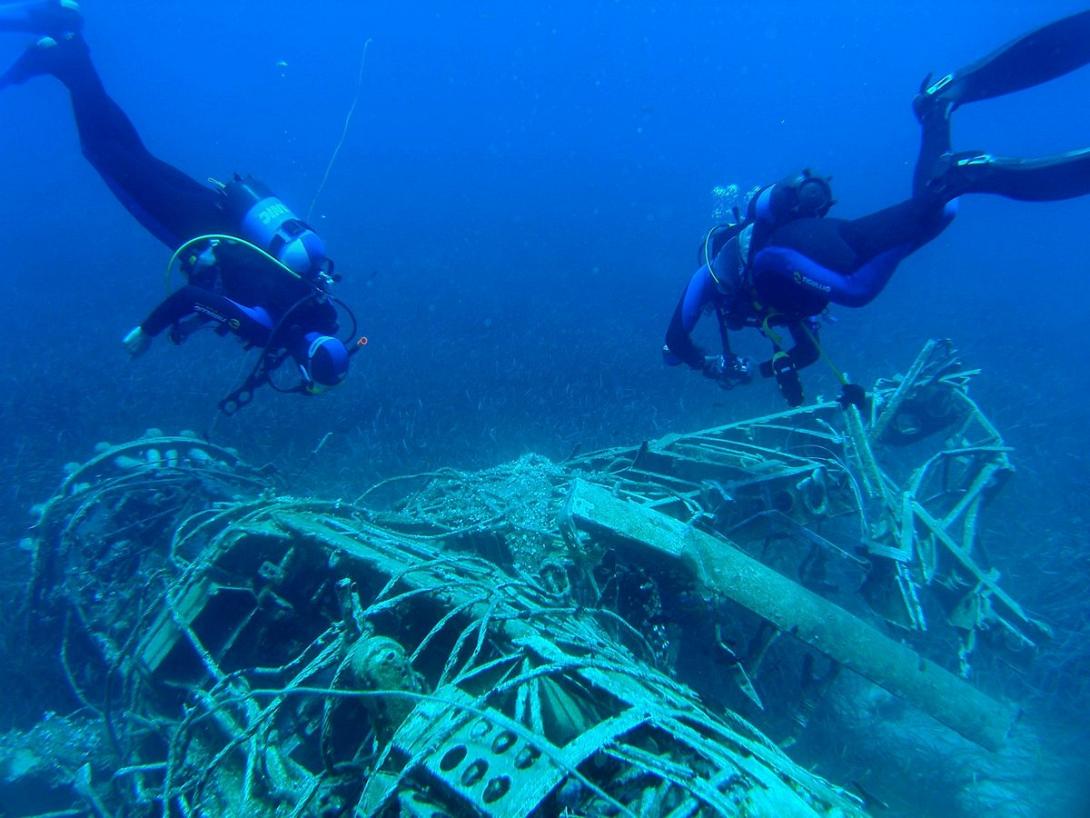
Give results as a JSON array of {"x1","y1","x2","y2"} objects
[{"x1": 3, "y1": 341, "x2": 1043, "y2": 816}]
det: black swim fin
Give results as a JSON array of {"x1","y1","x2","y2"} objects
[
  {"x1": 0, "y1": 30, "x2": 84, "y2": 89},
  {"x1": 0, "y1": 0, "x2": 81, "y2": 35},
  {"x1": 914, "y1": 9, "x2": 1090, "y2": 119},
  {"x1": 926, "y1": 148, "x2": 1090, "y2": 203}
]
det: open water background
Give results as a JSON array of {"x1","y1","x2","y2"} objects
[{"x1": 0, "y1": 2, "x2": 1087, "y2": 814}]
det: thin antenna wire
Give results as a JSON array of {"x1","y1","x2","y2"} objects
[{"x1": 306, "y1": 37, "x2": 373, "y2": 224}]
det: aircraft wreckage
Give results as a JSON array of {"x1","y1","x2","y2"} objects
[{"x1": 2, "y1": 339, "x2": 1049, "y2": 817}]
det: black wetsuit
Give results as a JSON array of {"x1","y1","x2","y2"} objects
[
  {"x1": 665, "y1": 9, "x2": 1090, "y2": 389},
  {"x1": 16, "y1": 33, "x2": 338, "y2": 359}
]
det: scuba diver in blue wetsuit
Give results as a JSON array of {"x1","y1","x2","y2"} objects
[
  {"x1": 0, "y1": 1, "x2": 361, "y2": 414},
  {"x1": 664, "y1": 9, "x2": 1090, "y2": 409}
]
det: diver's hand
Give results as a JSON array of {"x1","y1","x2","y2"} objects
[
  {"x1": 767, "y1": 352, "x2": 803, "y2": 407},
  {"x1": 838, "y1": 382, "x2": 867, "y2": 410},
  {"x1": 703, "y1": 354, "x2": 754, "y2": 389},
  {"x1": 123, "y1": 326, "x2": 151, "y2": 357},
  {"x1": 725, "y1": 354, "x2": 754, "y2": 386}
]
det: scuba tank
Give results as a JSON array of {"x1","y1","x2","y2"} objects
[{"x1": 221, "y1": 174, "x2": 329, "y2": 278}]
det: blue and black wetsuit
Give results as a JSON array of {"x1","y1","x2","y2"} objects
[
  {"x1": 140, "y1": 242, "x2": 339, "y2": 360},
  {"x1": 664, "y1": 200, "x2": 827, "y2": 377},
  {"x1": 665, "y1": 9, "x2": 1090, "y2": 400}
]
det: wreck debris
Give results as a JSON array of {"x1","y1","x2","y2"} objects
[
  {"x1": 564, "y1": 339, "x2": 1049, "y2": 664},
  {"x1": 13, "y1": 438, "x2": 866, "y2": 816},
  {"x1": 5, "y1": 341, "x2": 1045, "y2": 816},
  {"x1": 564, "y1": 479, "x2": 1016, "y2": 750}
]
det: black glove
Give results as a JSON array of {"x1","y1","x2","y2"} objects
[
  {"x1": 769, "y1": 351, "x2": 803, "y2": 406},
  {"x1": 838, "y1": 382, "x2": 867, "y2": 410},
  {"x1": 703, "y1": 354, "x2": 754, "y2": 389}
]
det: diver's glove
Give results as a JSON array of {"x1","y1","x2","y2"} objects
[
  {"x1": 122, "y1": 325, "x2": 151, "y2": 357},
  {"x1": 762, "y1": 351, "x2": 803, "y2": 407},
  {"x1": 838, "y1": 383, "x2": 867, "y2": 410},
  {"x1": 703, "y1": 354, "x2": 754, "y2": 389}
]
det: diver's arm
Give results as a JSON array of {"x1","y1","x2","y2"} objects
[
  {"x1": 140, "y1": 287, "x2": 204, "y2": 336},
  {"x1": 758, "y1": 319, "x2": 820, "y2": 376},
  {"x1": 664, "y1": 265, "x2": 717, "y2": 369},
  {"x1": 713, "y1": 302, "x2": 735, "y2": 360},
  {"x1": 664, "y1": 301, "x2": 706, "y2": 368},
  {"x1": 786, "y1": 319, "x2": 820, "y2": 370},
  {"x1": 754, "y1": 319, "x2": 817, "y2": 407},
  {"x1": 140, "y1": 286, "x2": 271, "y2": 345}
]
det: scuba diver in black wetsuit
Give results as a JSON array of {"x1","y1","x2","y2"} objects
[
  {"x1": 0, "y1": 1, "x2": 362, "y2": 413},
  {"x1": 664, "y1": 9, "x2": 1090, "y2": 409}
]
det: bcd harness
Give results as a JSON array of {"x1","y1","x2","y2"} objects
[
  {"x1": 699, "y1": 219, "x2": 866, "y2": 410},
  {"x1": 164, "y1": 232, "x2": 363, "y2": 415}
]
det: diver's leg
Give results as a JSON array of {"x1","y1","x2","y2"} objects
[
  {"x1": 752, "y1": 200, "x2": 955, "y2": 311},
  {"x1": 0, "y1": 0, "x2": 80, "y2": 34},
  {"x1": 910, "y1": 11, "x2": 1090, "y2": 204},
  {"x1": 927, "y1": 148, "x2": 1090, "y2": 203},
  {"x1": 912, "y1": 89, "x2": 953, "y2": 197},
  {"x1": 2, "y1": 33, "x2": 226, "y2": 247},
  {"x1": 911, "y1": 10, "x2": 1090, "y2": 195},
  {"x1": 916, "y1": 10, "x2": 1090, "y2": 113},
  {"x1": 845, "y1": 197, "x2": 954, "y2": 260},
  {"x1": 61, "y1": 38, "x2": 226, "y2": 246}
]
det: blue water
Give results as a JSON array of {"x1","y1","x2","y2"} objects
[{"x1": 0, "y1": 1, "x2": 1088, "y2": 813}]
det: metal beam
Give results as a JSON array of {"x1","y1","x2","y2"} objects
[{"x1": 564, "y1": 479, "x2": 1019, "y2": 751}]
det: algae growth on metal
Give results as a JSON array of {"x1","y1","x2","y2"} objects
[{"x1": 3, "y1": 340, "x2": 1044, "y2": 816}]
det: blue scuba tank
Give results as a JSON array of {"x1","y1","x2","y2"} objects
[{"x1": 222, "y1": 175, "x2": 328, "y2": 276}]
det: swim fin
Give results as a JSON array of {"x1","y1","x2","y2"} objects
[
  {"x1": 914, "y1": 9, "x2": 1090, "y2": 119},
  {"x1": 0, "y1": 30, "x2": 83, "y2": 89},
  {"x1": 0, "y1": 0, "x2": 81, "y2": 35},
  {"x1": 926, "y1": 148, "x2": 1090, "y2": 203}
]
